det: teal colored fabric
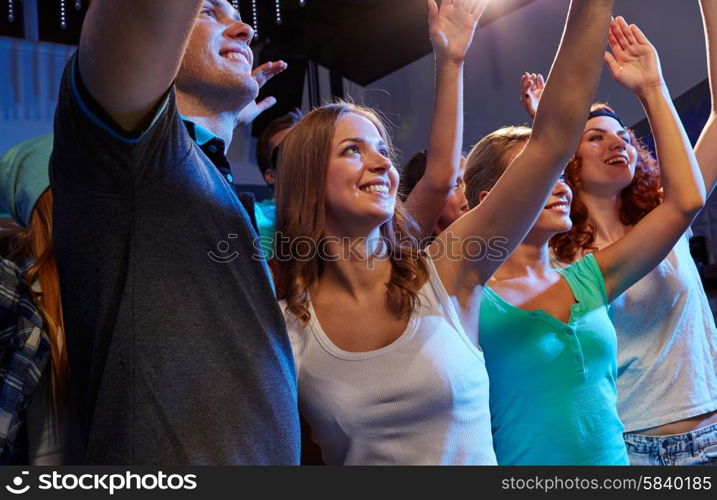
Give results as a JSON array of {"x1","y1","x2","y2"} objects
[
  {"x1": 0, "y1": 135, "x2": 52, "y2": 227},
  {"x1": 480, "y1": 254, "x2": 629, "y2": 465},
  {"x1": 255, "y1": 198, "x2": 276, "y2": 259},
  {"x1": 178, "y1": 114, "x2": 215, "y2": 146}
]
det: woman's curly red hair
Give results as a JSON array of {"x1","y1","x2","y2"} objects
[{"x1": 550, "y1": 104, "x2": 663, "y2": 263}]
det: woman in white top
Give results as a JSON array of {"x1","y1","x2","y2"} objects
[
  {"x1": 523, "y1": 12, "x2": 717, "y2": 465},
  {"x1": 274, "y1": 0, "x2": 614, "y2": 464}
]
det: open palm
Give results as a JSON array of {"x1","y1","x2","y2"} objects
[
  {"x1": 428, "y1": 0, "x2": 489, "y2": 63},
  {"x1": 237, "y1": 60, "x2": 288, "y2": 126},
  {"x1": 605, "y1": 17, "x2": 663, "y2": 94}
]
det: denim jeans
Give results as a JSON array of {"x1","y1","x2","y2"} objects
[{"x1": 624, "y1": 422, "x2": 717, "y2": 466}]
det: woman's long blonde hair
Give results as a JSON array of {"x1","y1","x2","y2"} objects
[
  {"x1": 274, "y1": 102, "x2": 428, "y2": 325},
  {"x1": 0, "y1": 189, "x2": 66, "y2": 395}
]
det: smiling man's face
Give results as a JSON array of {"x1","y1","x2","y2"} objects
[{"x1": 176, "y1": 0, "x2": 258, "y2": 111}]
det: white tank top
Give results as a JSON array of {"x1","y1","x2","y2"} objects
[
  {"x1": 608, "y1": 233, "x2": 717, "y2": 432},
  {"x1": 282, "y1": 257, "x2": 496, "y2": 465}
]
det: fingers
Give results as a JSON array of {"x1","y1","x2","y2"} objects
[
  {"x1": 263, "y1": 60, "x2": 288, "y2": 76},
  {"x1": 630, "y1": 23, "x2": 650, "y2": 45},
  {"x1": 471, "y1": 0, "x2": 490, "y2": 17},
  {"x1": 427, "y1": 0, "x2": 438, "y2": 23},
  {"x1": 252, "y1": 60, "x2": 288, "y2": 87},
  {"x1": 519, "y1": 72, "x2": 543, "y2": 93},
  {"x1": 271, "y1": 60, "x2": 289, "y2": 74},
  {"x1": 616, "y1": 16, "x2": 638, "y2": 46},
  {"x1": 255, "y1": 96, "x2": 277, "y2": 114},
  {"x1": 520, "y1": 73, "x2": 532, "y2": 95},
  {"x1": 609, "y1": 17, "x2": 629, "y2": 53},
  {"x1": 604, "y1": 50, "x2": 619, "y2": 77},
  {"x1": 608, "y1": 28, "x2": 625, "y2": 60}
]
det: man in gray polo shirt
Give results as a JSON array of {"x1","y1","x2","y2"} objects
[{"x1": 50, "y1": 0, "x2": 300, "y2": 464}]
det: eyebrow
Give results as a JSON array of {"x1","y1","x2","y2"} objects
[
  {"x1": 583, "y1": 127, "x2": 629, "y2": 136},
  {"x1": 338, "y1": 137, "x2": 388, "y2": 148},
  {"x1": 205, "y1": 0, "x2": 242, "y2": 22}
]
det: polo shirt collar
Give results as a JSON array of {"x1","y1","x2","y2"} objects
[{"x1": 180, "y1": 116, "x2": 234, "y2": 184}]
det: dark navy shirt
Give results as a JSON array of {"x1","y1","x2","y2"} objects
[{"x1": 49, "y1": 54, "x2": 300, "y2": 465}]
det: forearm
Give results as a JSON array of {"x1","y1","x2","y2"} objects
[
  {"x1": 404, "y1": 59, "x2": 463, "y2": 237},
  {"x1": 531, "y1": 0, "x2": 613, "y2": 156},
  {"x1": 424, "y1": 59, "x2": 464, "y2": 191},
  {"x1": 640, "y1": 84, "x2": 706, "y2": 214},
  {"x1": 701, "y1": 0, "x2": 717, "y2": 113},
  {"x1": 79, "y1": 0, "x2": 203, "y2": 131},
  {"x1": 695, "y1": 115, "x2": 717, "y2": 197},
  {"x1": 695, "y1": 0, "x2": 717, "y2": 195}
]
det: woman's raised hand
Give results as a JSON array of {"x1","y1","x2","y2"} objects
[
  {"x1": 520, "y1": 72, "x2": 544, "y2": 119},
  {"x1": 604, "y1": 16, "x2": 664, "y2": 95},
  {"x1": 428, "y1": 0, "x2": 490, "y2": 64}
]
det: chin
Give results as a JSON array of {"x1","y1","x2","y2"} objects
[
  {"x1": 538, "y1": 219, "x2": 572, "y2": 236},
  {"x1": 210, "y1": 76, "x2": 258, "y2": 111},
  {"x1": 223, "y1": 71, "x2": 258, "y2": 97},
  {"x1": 350, "y1": 209, "x2": 395, "y2": 234},
  {"x1": 605, "y1": 174, "x2": 634, "y2": 192},
  {"x1": 375, "y1": 211, "x2": 395, "y2": 227},
  {"x1": 556, "y1": 221, "x2": 573, "y2": 234}
]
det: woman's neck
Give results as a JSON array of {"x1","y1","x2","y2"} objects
[
  {"x1": 580, "y1": 190, "x2": 630, "y2": 246},
  {"x1": 493, "y1": 239, "x2": 553, "y2": 281},
  {"x1": 314, "y1": 230, "x2": 392, "y2": 300}
]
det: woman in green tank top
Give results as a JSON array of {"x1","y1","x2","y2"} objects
[{"x1": 463, "y1": 18, "x2": 706, "y2": 465}]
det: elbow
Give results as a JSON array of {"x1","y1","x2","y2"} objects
[
  {"x1": 674, "y1": 193, "x2": 707, "y2": 218},
  {"x1": 528, "y1": 130, "x2": 579, "y2": 167},
  {"x1": 428, "y1": 182, "x2": 455, "y2": 200},
  {"x1": 420, "y1": 172, "x2": 458, "y2": 199},
  {"x1": 687, "y1": 194, "x2": 707, "y2": 216}
]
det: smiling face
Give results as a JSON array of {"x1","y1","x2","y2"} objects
[
  {"x1": 499, "y1": 145, "x2": 573, "y2": 240},
  {"x1": 575, "y1": 116, "x2": 638, "y2": 196},
  {"x1": 532, "y1": 176, "x2": 574, "y2": 236},
  {"x1": 324, "y1": 112, "x2": 399, "y2": 237},
  {"x1": 175, "y1": 0, "x2": 258, "y2": 111}
]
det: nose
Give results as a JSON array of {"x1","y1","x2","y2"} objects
[
  {"x1": 225, "y1": 17, "x2": 254, "y2": 44},
  {"x1": 609, "y1": 133, "x2": 628, "y2": 151},
  {"x1": 367, "y1": 149, "x2": 391, "y2": 172},
  {"x1": 553, "y1": 179, "x2": 570, "y2": 197}
]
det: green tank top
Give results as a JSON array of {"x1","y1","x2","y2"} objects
[{"x1": 480, "y1": 254, "x2": 628, "y2": 465}]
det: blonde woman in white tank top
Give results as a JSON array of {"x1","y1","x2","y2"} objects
[{"x1": 273, "y1": 0, "x2": 615, "y2": 465}]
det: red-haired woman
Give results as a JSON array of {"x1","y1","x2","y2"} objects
[
  {"x1": 524, "y1": 13, "x2": 717, "y2": 465},
  {"x1": 0, "y1": 135, "x2": 66, "y2": 465},
  {"x1": 274, "y1": 0, "x2": 613, "y2": 464}
]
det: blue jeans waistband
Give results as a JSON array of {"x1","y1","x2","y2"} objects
[{"x1": 623, "y1": 422, "x2": 717, "y2": 454}]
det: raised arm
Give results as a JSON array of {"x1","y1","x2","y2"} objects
[
  {"x1": 404, "y1": 0, "x2": 488, "y2": 238},
  {"x1": 695, "y1": 0, "x2": 717, "y2": 197},
  {"x1": 78, "y1": 0, "x2": 204, "y2": 131},
  {"x1": 596, "y1": 18, "x2": 706, "y2": 301},
  {"x1": 430, "y1": 0, "x2": 613, "y2": 289}
]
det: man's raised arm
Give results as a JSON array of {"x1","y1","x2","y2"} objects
[{"x1": 78, "y1": 0, "x2": 203, "y2": 132}]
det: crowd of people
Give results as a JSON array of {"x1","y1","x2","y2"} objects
[{"x1": 0, "y1": 0, "x2": 715, "y2": 466}]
